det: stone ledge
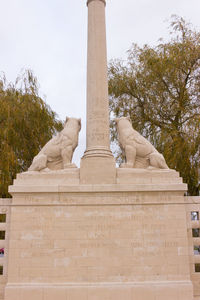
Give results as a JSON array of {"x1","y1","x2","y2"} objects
[
  {"x1": 117, "y1": 168, "x2": 182, "y2": 184},
  {"x1": 5, "y1": 281, "x2": 193, "y2": 300},
  {"x1": 13, "y1": 169, "x2": 80, "y2": 186},
  {"x1": 185, "y1": 197, "x2": 200, "y2": 204},
  {"x1": 9, "y1": 183, "x2": 187, "y2": 194},
  {"x1": 6, "y1": 280, "x2": 192, "y2": 287},
  {"x1": 9, "y1": 168, "x2": 187, "y2": 194}
]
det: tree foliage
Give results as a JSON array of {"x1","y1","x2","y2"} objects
[
  {"x1": 108, "y1": 16, "x2": 200, "y2": 195},
  {"x1": 0, "y1": 70, "x2": 63, "y2": 197}
]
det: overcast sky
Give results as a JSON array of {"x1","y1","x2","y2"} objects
[{"x1": 1, "y1": 0, "x2": 200, "y2": 165}]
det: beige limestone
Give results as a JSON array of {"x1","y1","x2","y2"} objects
[
  {"x1": 115, "y1": 117, "x2": 169, "y2": 169},
  {"x1": 4, "y1": 169, "x2": 194, "y2": 300},
  {"x1": 9, "y1": 167, "x2": 187, "y2": 194},
  {"x1": 80, "y1": 0, "x2": 116, "y2": 184},
  {"x1": 85, "y1": 0, "x2": 110, "y2": 150},
  {"x1": 80, "y1": 156, "x2": 116, "y2": 184},
  {"x1": 12, "y1": 169, "x2": 80, "y2": 187},
  {"x1": 1, "y1": 0, "x2": 196, "y2": 299},
  {"x1": 4, "y1": 193, "x2": 200, "y2": 300},
  {"x1": 186, "y1": 196, "x2": 200, "y2": 299},
  {"x1": 28, "y1": 117, "x2": 81, "y2": 171},
  {"x1": 0, "y1": 199, "x2": 11, "y2": 300}
]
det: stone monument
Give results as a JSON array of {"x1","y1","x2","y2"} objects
[{"x1": 4, "y1": 0, "x2": 194, "y2": 299}]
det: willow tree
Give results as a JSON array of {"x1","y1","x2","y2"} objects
[
  {"x1": 0, "y1": 71, "x2": 63, "y2": 197},
  {"x1": 108, "y1": 16, "x2": 200, "y2": 195}
]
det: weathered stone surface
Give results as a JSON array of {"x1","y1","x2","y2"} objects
[
  {"x1": 2, "y1": 0, "x2": 195, "y2": 299},
  {"x1": 9, "y1": 167, "x2": 186, "y2": 194},
  {"x1": 3, "y1": 194, "x2": 200, "y2": 300},
  {"x1": 28, "y1": 117, "x2": 81, "y2": 172},
  {"x1": 80, "y1": 0, "x2": 116, "y2": 184},
  {"x1": 115, "y1": 117, "x2": 169, "y2": 169},
  {"x1": 5, "y1": 177, "x2": 193, "y2": 300}
]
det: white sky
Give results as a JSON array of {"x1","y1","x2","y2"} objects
[{"x1": 0, "y1": 0, "x2": 200, "y2": 165}]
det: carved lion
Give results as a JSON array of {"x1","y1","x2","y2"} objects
[
  {"x1": 115, "y1": 117, "x2": 168, "y2": 169},
  {"x1": 28, "y1": 117, "x2": 81, "y2": 171}
]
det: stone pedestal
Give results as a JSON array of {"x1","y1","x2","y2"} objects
[
  {"x1": 5, "y1": 169, "x2": 194, "y2": 300},
  {"x1": 80, "y1": 154, "x2": 116, "y2": 184}
]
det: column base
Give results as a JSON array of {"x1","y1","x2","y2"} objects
[{"x1": 80, "y1": 147, "x2": 116, "y2": 184}]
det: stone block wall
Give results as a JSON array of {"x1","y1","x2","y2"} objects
[
  {"x1": 0, "y1": 199, "x2": 11, "y2": 300},
  {"x1": 186, "y1": 196, "x2": 200, "y2": 300},
  {"x1": 4, "y1": 188, "x2": 194, "y2": 300},
  {"x1": 1, "y1": 196, "x2": 200, "y2": 299}
]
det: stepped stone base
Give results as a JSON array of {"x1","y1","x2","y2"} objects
[{"x1": 5, "y1": 168, "x2": 193, "y2": 300}]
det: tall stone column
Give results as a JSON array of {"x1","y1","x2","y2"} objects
[{"x1": 80, "y1": 0, "x2": 116, "y2": 184}]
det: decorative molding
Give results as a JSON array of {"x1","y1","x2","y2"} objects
[{"x1": 87, "y1": 0, "x2": 106, "y2": 6}]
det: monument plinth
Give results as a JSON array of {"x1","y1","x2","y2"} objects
[
  {"x1": 80, "y1": 0, "x2": 116, "y2": 184},
  {"x1": 5, "y1": 171, "x2": 193, "y2": 300}
]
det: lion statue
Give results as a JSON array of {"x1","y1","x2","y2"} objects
[
  {"x1": 28, "y1": 117, "x2": 81, "y2": 172},
  {"x1": 115, "y1": 117, "x2": 168, "y2": 169}
]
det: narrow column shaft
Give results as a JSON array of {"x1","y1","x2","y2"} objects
[
  {"x1": 86, "y1": 0, "x2": 110, "y2": 151},
  {"x1": 80, "y1": 0, "x2": 116, "y2": 184}
]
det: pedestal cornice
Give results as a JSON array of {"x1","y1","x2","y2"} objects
[{"x1": 9, "y1": 168, "x2": 187, "y2": 194}]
